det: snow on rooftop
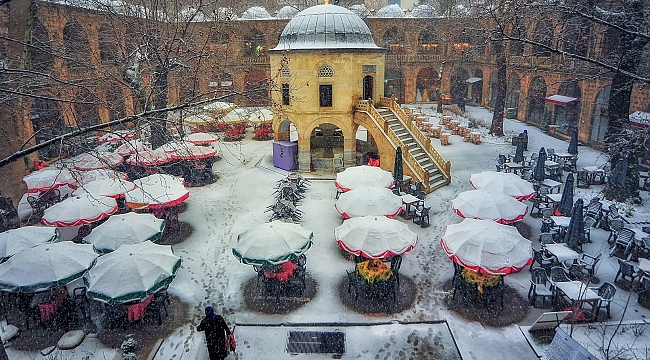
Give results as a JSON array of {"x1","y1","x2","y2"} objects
[
  {"x1": 350, "y1": 4, "x2": 371, "y2": 18},
  {"x1": 409, "y1": 4, "x2": 438, "y2": 18},
  {"x1": 375, "y1": 4, "x2": 405, "y2": 18},
  {"x1": 216, "y1": 7, "x2": 237, "y2": 21},
  {"x1": 240, "y1": 6, "x2": 271, "y2": 20},
  {"x1": 271, "y1": 4, "x2": 381, "y2": 52},
  {"x1": 276, "y1": 5, "x2": 299, "y2": 19}
]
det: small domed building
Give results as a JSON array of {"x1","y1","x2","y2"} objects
[{"x1": 269, "y1": 2, "x2": 386, "y2": 172}]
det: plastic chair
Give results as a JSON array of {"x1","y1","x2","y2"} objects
[
  {"x1": 546, "y1": 148, "x2": 556, "y2": 161},
  {"x1": 389, "y1": 255, "x2": 402, "y2": 291},
  {"x1": 609, "y1": 228, "x2": 635, "y2": 258},
  {"x1": 530, "y1": 248, "x2": 553, "y2": 272},
  {"x1": 531, "y1": 188, "x2": 550, "y2": 217},
  {"x1": 413, "y1": 206, "x2": 431, "y2": 228},
  {"x1": 346, "y1": 270, "x2": 362, "y2": 301},
  {"x1": 583, "y1": 216, "x2": 597, "y2": 243},
  {"x1": 578, "y1": 253, "x2": 602, "y2": 279},
  {"x1": 607, "y1": 218, "x2": 625, "y2": 245},
  {"x1": 528, "y1": 267, "x2": 553, "y2": 307},
  {"x1": 590, "y1": 282, "x2": 616, "y2": 318},
  {"x1": 614, "y1": 259, "x2": 637, "y2": 286},
  {"x1": 539, "y1": 233, "x2": 556, "y2": 247},
  {"x1": 576, "y1": 170, "x2": 590, "y2": 188},
  {"x1": 549, "y1": 266, "x2": 571, "y2": 293}
]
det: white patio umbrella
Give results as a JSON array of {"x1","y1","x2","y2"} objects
[
  {"x1": 72, "y1": 169, "x2": 128, "y2": 186},
  {"x1": 24, "y1": 169, "x2": 76, "y2": 193},
  {"x1": 335, "y1": 165, "x2": 394, "y2": 192},
  {"x1": 183, "y1": 113, "x2": 216, "y2": 126},
  {"x1": 0, "y1": 242, "x2": 98, "y2": 293},
  {"x1": 335, "y1": 187, "x2": 403, "y2": 219},
  {"x1": 440, "y1": 218, "x2": 532, "y2": 275},
  {"x1": 451, "y1": 189, "x2": 528, "y2": 224},
  {"x1": 83, "y1": 213, "x2": 165, "y2": 253},
  {"x1": 334, "y1": 216, "x2": 418, "y2": 259},
  {"x1": 42, "y1": 193, "x2": 118, "y2": 227},
  {"x1": 73, "y1": 177, "x2": 136, "y2": 198},
  {"x1": 221, "y1": 108, "x2": 250, "y2": 124},
  {"x1": 84, "y1": 241, "x2": 181, "y2": 304},
  {"x1": 73, "y1": 152, "x2": 124, "y2": 171},
  {"x1": 169, "y1": 145, "x2": 217, "y2": 161},
  {"x1": 97, "y1": 130, "x2": 136, "y2": 143},
  {"x1": 183, "y1": 132, "x2": 219, "y2": 145},
  {"x1": 126, "y1": 148, "x2": 173, "y2": 167},
  {"x1": 232, "y1": 221, "x2": 313, "y2": 266},
  {"x1": 124, "y1": 174, "x2": 189, "y2": 209},
  {"x1": 247, "y1": 107, "x2": 274, "y2": 124},
  {"x1": 469, "y1": 171, "x2": 536, "y2": 201},
  {"x1": 203, "y1": 101, "x2": 236, "y2": 114},
  {"x1": 158, "y1": 141, "x2": 191, "y2": 153},
  {"x1": 116, "y1": 139, "x2": 149, "y2": 156},
  {"x1": 0, "y1": 226, "x2": 59, "y2": 259}
]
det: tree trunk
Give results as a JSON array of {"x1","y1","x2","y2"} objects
[
  {"x1": 150, "y1": 63, "x2": 169, "y2": 149},
  {"x1": 603, "y1": 1, "x2": 648, "y2": 202},
  {"x1": 490, "y1": 36, "x2": 506, "y2": 136},
  {"x1": 0, "y1": 0, "x2": 33, "y2": 214}
]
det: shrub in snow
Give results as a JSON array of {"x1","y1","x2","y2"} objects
[
  {"x1": 276, "y1": 6, "x2": 298, "y2": 19},
  {"x1": 350, "y1": 4, "x2": 371, "y2": 18},
  {"x1": 410, "y1": 5, "x2": 437, "y2": 18},
  {"x1": 123, "y1": 353, "x2": 138, "y2": 360},
  {"x1": 121, "y1": 338, "x2": 137, "y2": 353},
  {"x1": 240, "y1": 6, "x2": 271, "y2": 20}
]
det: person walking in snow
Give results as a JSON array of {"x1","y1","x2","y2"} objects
[{"x1": 197, "y1": 306, "x2": 231, "y2": 360}]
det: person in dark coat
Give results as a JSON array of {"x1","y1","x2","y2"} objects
[{"x1": 197, "y1": 306, "x2": 231, "y2": 360}]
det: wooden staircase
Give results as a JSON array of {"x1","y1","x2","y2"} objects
[{"x1": 355, "y1": 97, "x2": 451, "y2": 193}]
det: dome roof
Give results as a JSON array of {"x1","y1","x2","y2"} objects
[
  {"x1": 240, "y1": 6, "x2": 271, "y2": 20},
  {"x1": 271, "y1": 4, "x2": 381, "y2": 52}
]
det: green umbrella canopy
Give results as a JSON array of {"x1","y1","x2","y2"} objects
[
  {"x1": 84, "y1": 241, "x2": 181, "y2": 304},
  {"x1": 232, "y1": 221, "x2": 313, "y2": 266},
  {"x1": 83, "y1": 213, "x2": 166, "y2": 253},
  {"x1": 0, "y1": 242, "x2": 97, "y2": 293},
  {"x1": 0, "y1": 226, "x2": 59, "y2": 259}
]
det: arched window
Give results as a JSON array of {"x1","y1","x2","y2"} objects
[
  {"x1": 280, "y1": 65, "x2": 290, "y2": 77},
  {"x1": 243, "y1": 29, "x2": 265, "y2": 57},
  {"x1": 317, "y1": 65, "x2": 334, "y2": 78},
  {"x1": 382, "y1": 27, "x2": 405, "y2": 54},
  {"x1": 31, "y1": 18, "x2": 54, "y2": 71},
  {"x1": 63, "y1": 21, "x2": 91, "y2": 69},
  {"x1": 417, "y1": 28, "x2": 439, "y2": 54}
]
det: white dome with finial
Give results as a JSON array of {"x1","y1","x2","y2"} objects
[{"x1": 271, "y1": 4, "x2": 381, "y2": 51}]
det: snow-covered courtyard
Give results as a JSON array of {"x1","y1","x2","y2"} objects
[{"x1": 6, "y1": 105, "x2": 650, "y2": 360}]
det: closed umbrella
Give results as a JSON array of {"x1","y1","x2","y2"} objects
[
  {"x1": 125, "y1": 174, "x2": 189, "y2": 209},
  {"x1": 513, "y1": 133, "x2": 524, "y2": 163},
  {"x1": 558, "y1": 173, "x2": 574, "y2": 216},
  {"x1": 335, "y1": 187, "x2": 403, "y2": 219},
  {"x1": 335, "y1": 165, "x2": 394, "y2": 192},
  {"x1": 24, "y1": 169, "x2": 76, "y2": 193},
  {"x1": 469, "y1": 171, "x2": 535, "y2": 201},
  {"x1": 564, "y1": 198, "x2": 585, "y2": 251},
  {"x1": 451, "y1": 189, "x2": 529, "y2": 224},
  {"x1": 533, "y1": 147, "x2": 547, "y2": 182},
  {"x1": 334, "y1": 216, "x2": 418, "y2": 259},
  {"x1": 567, "y1": 125, "x2": 578, "y2": 156},
  {"x1": 83, "y1": 213, "x2": 166, "y2": 253},
  {"x1": 84, "y1": 241, "x2": 181, "y2": 304},
  {"x1": 73, "y1": 177, "x2": 136, "y2": 198},
  {"x1": 0, "y1": 226, "x2": 59, "y2": 259},
  {"x1": 394, "y1": 146, "x2": 403, "y2": 182},
  {"x1": 42, "y1": 194, "x2": 118, "y2": 227},
  {"x1": 609, "y1": 152, "x2": 629, "y2": 188},
  {"x1": 232, "y1": 221, "x2": 313, "y2": 266},
  {"x1": 0, "y1": 242, "x2": 98, "y2": 292},
  {"x1": 440, "y1": 218, "x2": 532, "y2": 275}
]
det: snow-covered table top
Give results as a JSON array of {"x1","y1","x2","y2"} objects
[{"x1": 545, "y1": 244, "x2": 580, "y2": 263}]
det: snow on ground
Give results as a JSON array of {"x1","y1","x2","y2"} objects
[{"x1": 7, "y1": 105, "x2": 650, "y2": 359}]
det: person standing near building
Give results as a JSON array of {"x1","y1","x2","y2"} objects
[
  {"x1": 197, "y1": 306, "x2": 231, "y2": 360},
  {"x1": 522, "y1": 129, "x2": 529, "y2": 151}
]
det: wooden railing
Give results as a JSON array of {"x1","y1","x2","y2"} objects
[
  {"x1": 379, "y1": 97, "x2": 452, "y2": 181},
  {"x1": 355, "y1": 100, "x2": 428, "y2": 189}
]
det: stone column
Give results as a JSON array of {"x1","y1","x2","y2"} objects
[
  {"x1": 343, "y1": 136, "x2": 356, "y2": 167},
  {"x1": 297, "y1": 138, "x2": 311, "y2": 172}
]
